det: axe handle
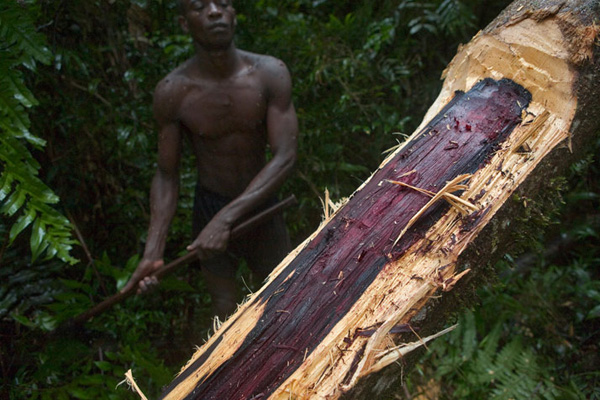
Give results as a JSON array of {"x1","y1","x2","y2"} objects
[{"x1": 68, "y1": 195, "x2": 297, "y2": 327}]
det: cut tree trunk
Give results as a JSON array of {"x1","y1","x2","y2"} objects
[{"x1": 159, "y1": 1, "x2": 600, "y2": 399}]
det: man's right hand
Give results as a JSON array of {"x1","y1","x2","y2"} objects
[
  {"x1": 121, "y1": 258, "x2": 164, "y2": 295},
  {"x1": 187, "y1": 215, "x2": 232, "y2": 259}
]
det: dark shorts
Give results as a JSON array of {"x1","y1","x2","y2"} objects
[{"x1": 192, "y1": 184, "x2": 291, "y2": 280}]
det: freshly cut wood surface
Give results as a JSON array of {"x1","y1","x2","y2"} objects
[{"x1": 160, "y1": 1, "x2": 600, "y2": 399}]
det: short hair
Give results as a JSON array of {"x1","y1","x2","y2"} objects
[{"x1": 178, "y1": 0, "x2": 234, "y2": 14}]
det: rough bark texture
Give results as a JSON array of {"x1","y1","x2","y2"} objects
[{"x1": 160, "y1": 1, "x2": 600, "y2": 399}]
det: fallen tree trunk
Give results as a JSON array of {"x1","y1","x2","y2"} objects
[{"x1": 159, "y1": 1, "x2": 600, "y2": 399}]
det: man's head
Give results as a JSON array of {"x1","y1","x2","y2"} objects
[{"x1": 178, "y1": 0, "x2": 237, "y2": 51}]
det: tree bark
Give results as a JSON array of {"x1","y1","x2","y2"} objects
[{"x1": 160, "y1": 1, "x2": 600, "y2": 399}]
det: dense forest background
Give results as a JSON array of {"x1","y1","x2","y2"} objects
[{"x1": 1, "y1": 0, "x2": 598, "y2": 398}]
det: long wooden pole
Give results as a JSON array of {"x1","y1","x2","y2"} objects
[{"x1": 62, "y1": 195, "x2": 296, "y2": 328}]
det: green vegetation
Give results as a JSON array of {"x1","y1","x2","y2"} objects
[
  {"x1": 0, "y1": 1, "x2": 76, "y2": 265},
  {"x1": 1, "y1": 0, "x2": 598, "y2": 399}
]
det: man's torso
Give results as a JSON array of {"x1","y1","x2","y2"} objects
[{"x1": 166, "y1": 51, "x2": 272, "y2": 197}]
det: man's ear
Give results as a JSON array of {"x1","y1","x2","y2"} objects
[{"x1": 178, "y1": 15, "x2": 189, "y2": 33}]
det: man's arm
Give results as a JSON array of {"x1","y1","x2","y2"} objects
[
  {"x1": 142, "y1": 123, "x2": 182, "y2": 260},
  {"x1": 122, "y1": 80, "x2": 183, "y2": 293},
  {"x1": 187, "y1": 57, "x2": 298, "y2": 257}
]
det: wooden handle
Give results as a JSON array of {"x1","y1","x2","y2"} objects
[{"x1": 67, "y1": 195, "x2": 297, "y2": 327}]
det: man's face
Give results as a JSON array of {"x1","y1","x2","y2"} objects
[{"x1": 179, "y1": 0, "x2": 236, "y2": 51}]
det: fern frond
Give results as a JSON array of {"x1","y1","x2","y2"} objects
[
  {"x1": 5, "y1": 64, "x2": 38, "y2": 108},
  {"x1": 426, "y1": 313, "x2": 561, "y2": 399},
  {"x1": 435, "y1": 0, "x2": 475, "y2": 36},
  {"x1": 0, "y1": 2, "x2": 77, "y2": 264},
  {"x1": 461, "y1": 309, "x2": 478, "y2": 361},
  {"x1": 0, "y1": 2, "x2": 52, "y2": 68}
]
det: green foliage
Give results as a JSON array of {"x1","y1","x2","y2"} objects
[
  {"x1": 5, "y1": 250, "x2": 205, "y2": 399},
  {"x1": 418, "y1": 311, "x2": 560, "y2": 399},
  {"x1": 403, "y1": 0, "x2": 476, "y2": 36},
  {"x1": 0, "y1": 0, "x2": 76, "y2": 264}
]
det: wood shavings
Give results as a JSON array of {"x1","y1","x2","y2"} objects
[
  {"x1": 117, "y1": 369, "x2": 149, "y2": 400},
  {"x1": 511, "y1": 110, "x2": 550, "y2": 153},
  {"x1": 320, "y1": 188, "x2": 346, "y2": 222},
  {"x1": 387, "y1": 174, "x2": 478, "y2": 246},
  {"x1": 369, "y1": 324, "x2": 458, "y2": 375},
  {"x1": 442, "y1": 269, "x2": 471, "y2": 292}
]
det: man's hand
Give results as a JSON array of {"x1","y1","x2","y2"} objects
[
  {"x1": 121, "y1": 258, "x2": 164, "y2": 295},
  {"x1": 187, "y1": 216, "x2": 231, "y2": 259}
]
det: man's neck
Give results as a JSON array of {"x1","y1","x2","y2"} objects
[{"x1": 193, "y1": 44, "x2": 242, "y2": 79}]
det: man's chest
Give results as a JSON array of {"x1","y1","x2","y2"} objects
[{"x1": 178, "y1": 79, "x2": 267, "y2": 137}]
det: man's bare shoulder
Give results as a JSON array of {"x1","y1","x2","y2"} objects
[
  {"x1": 239, "y1": 51, "x2": 287, "y2": 76},
  {"x1": 152, "y1": 60, "x2": 196, "y2": 123},
  {"x1": 239, "y1": 50, "x2": 292, "y2": 94}
]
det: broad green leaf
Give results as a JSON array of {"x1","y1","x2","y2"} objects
[
  {"x1": 4, "y1": 71, "x2": 38, "y2": 108},
  {"x1": 93, "y1": 361, "x2": 113, "y2": 372},
  {"x1": 587, "y1": 305, "x2": 600, "y2": 320},
  {"x1": 30, "y1": 218, "x2": 46, "y2": 260},
  {"x1": 9, "y1": 208, "x2": 35, "y2": 241},
  {"x1": 0, "y1": 187, "x2": 27, "y2": 216},
  {"x1": 12, "y1": 314, "x2": 35, "y2": 328},
  {"x1": 116, "y1": 272, "x2": 132, "y2": 292},
  {"x1": 0, "y1": 172, "x2": 14, "y2": 201}
]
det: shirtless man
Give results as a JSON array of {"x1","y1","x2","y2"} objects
[{"x1": 121, "y1": 0, "x2": 298, "y2": 320}]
